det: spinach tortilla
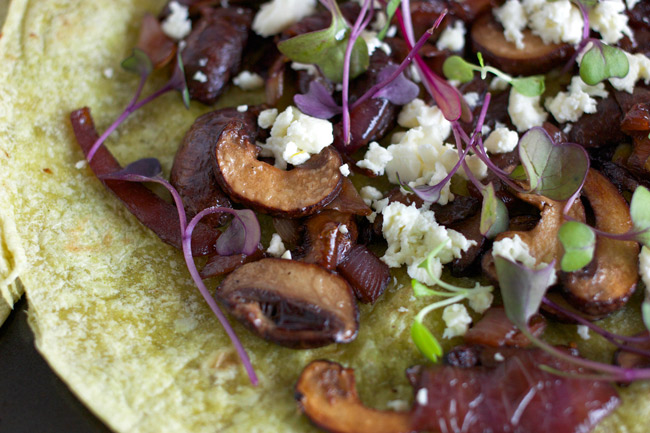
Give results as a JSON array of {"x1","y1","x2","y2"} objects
[{"x1": 0, "y1": 1, "x2": 649, "y2": 432}]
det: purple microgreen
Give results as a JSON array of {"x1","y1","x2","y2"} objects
[
  {"x1": 580, "y1": 42, "x2": 630, "y2": 86},
  {"x1": 277, "y1": 0, "x2": 369, "y2": 83},
  {"x1": 100, "y1": 158, "x2": 260, "y2": 386},
  {"x1": 294, "y1": 81, "x2": 342, "y2": 119},
  {"x1": 373, "y1": 63, "x2": 419, "y2": 105},
  {"x1": 518, "y1": 127, "x2": 590, "y2": 201},
  {"x1": 643, "y1": 300, "x2": 650, "y2": 334},
  {"x1": 562, "y1": 1, "x2": 592, "y2": 73},
  {"x1": 558, "y1": 221, "x2": 596, "y2": 271},
  {"x1": 87, "y1": 52, "x2": 190, "y2": 161},
  {"x1": 215, "y1": 209, "x2": 260, "y2": 256},
  {"x1": 411, "y1": 320, "x2": 444, "y2": 362},
  {"x1": 630, "y1": 186, "x2": 650, "y2": 247},
  {"x1": 121, "y1": 48, "x2": 153, "y2": 76},
  {"x1": 480, "y1": 182, "x2": 509, "y2": 239},
  {"x1": 377, "y1": 0, "x2": 401, "y2": 39},
  {"x1": 494, "y1": 256, "x2": 556, "y2": 328}
]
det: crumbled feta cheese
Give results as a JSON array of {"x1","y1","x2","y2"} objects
[
  {"x1": 386, "y1": 400, "x2": 410, "y2": 411},
  {"x1": 193, "y1": 71, "x2": 208, "y2": 83},
  {"x1": 360, "y1": 186, "x2": 383, "y2": 206},
  {"x1": 397, "y1": 306, "x2": 409, "y2": 313},
  {"x1": 492, "y1": 234, "x2": 538, "y2": 268},
  {"x1": 361, "y1": 30, "x2": 392, "y2": 55},
  {"x1": 258, "y1": 108, "x2": 278, "y2": 129},
  {"x1": 468, "y1": 288, "x2": 494, "y2": 314},
  {"x1": 339, "y1": 225, "x2": 349, "y2": 235},
  {"x1": 161, "y1": 1, "x2": 192, "y2": 40},
  {"x1": 252, "y1": 0, "x2": 317, "y2": 37},
  {"x1": 339, "y1": 164, "x2": 350, "y2": 177},
  {"x1": 281, "y1": 250, "x2": 292, "y2": 260},
  {"x1": 626, "y1": 0, "x2": 640, "y2": 9},
  {"x1": 464, "y1": 92, "x2": 480, "y2": 109},
  {"x1": 494, "y1": 0, "x2": 527, "y2": 49},
  {"x1": 381, "y1": 202, "x2": 476, "y2": 286},
  {"x1": 609, "y1": 52, "x2": 650, "y2": 94},
  {"x1": 577, "y1": 325, "x2": 591, "y2": 340},
  {"x1": 589, "y1": 0, "x2": 633, "y2": 44},
  {"x1": 494, "y1": 352, "x2": 505, "y2": 362},
  {"x1": 233, "y1": 71, "x2": 265, "y2": 90},
  {"x1": 484, "y1": 127, "x2": 519, "y2": 154},
  {"x1": 508, "y1": 89, "x2": 548, "y2": 132},
  {"x1": 103, "y1": 68, "x2": 114, "y2": 79},
  {"x1": 524, "y1": 0, "x2": 583, "y2": 45},
  {"x1": 75, "y1": 160, "x2": 87, "y2": 169},
  {"x1": 386, "y1": 25, "x2": 398, "y2": 38},
  {"x1": 237, "y1": 104, "x2": 248, "y2": 113},
  {"x1": 198, "y1": 57, "x2": 208, "y2": 67},
  {"x1": 398, "y1": 99, "x2": 451, "y2": 138},
  {"x1": 442, "y1": 304, "x2": 472, "y2": 339},
  {"x1": 639, "y1": 246, "x2": 650, "y2": 291},
  {"x1": 291, "y1": 62, "x2": 318, "y2": 76},
  {"x1": 416, "y1": 388, "x2": 429, "y2": 406},
  {"x1": 258, "y1": 106, "x2": 333, "y2": 169},
  {"x1": 357, "y1": 142, "x2": 393, "y2": 175},
  {"x1": 489, "y1": 76, "x2": 510, "y2": 91},
  {"x1": 545, "y1": 76, "x2": 608, "y2": 123},
  {"x1": 267, "y1": 233, "x2": 287, "y2": 257},
  {"x1": 436, "y1": 20, "x2": 466, "y2": 52}
]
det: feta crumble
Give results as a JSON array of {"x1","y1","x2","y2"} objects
[
  {"x1": 357, "y1": 142, "x2": 393, "y2": 176},
  {"x1": 545, "y1": 76, "x2": 608, "y2": 123},
  {"x1": 609, "y1": 52, "x2": 650, "y2": 94},
  {"x1": 494, "y1": 0, "x2": 527, "y2": 49},
  {"x1": 416, "y1": 388, "x2": 429, "y2": 406},
  {"x1": 463, "y1": 92, "x2": 480, "y2": 109},
  {"x1": 193, "y1": 71, "x2": 208, "y2": 83},
  {"x1": 436, "y1": 20, "x2": 466, "y2": 52},
  {"x1": 577, "y1": 325, "x2": 591, "y2": 340},
  {"x1": 494, "y1": 352, "x2": 505, "y2": 362},
  {"x1": 258, "y1": 106, "x2": 333, "y2": 169},
  {"x1": 361, "y1": 30, "x2": 392, "y2": 55},
  {"x1": 257, "y1": 108, "x2": 278, "y2": 129},
  {"x1": 161, "y1": 1, "x2": 192, "y2": 40},
  {"x1": 492, "y1": 234, "x2": 557, "y2": 284},
  {"x1": 484, "y1": 127, "x2": 519, "y2": 154},
  {"x1": 508, "y1": 89, "x2": 548, "y2": 132},
  {"x1": 267, "y1": 233, "x2": 288, "y2": 257},
  {"x1": 589, "y1": 0, "x2": 633, "y2": 45},
  {"x1": 442, "y1": 303, "x2": 472, "y2": 339},
  {"x1": 338, "y1": 225, "x2": 349, "y2": 235},
  {"x1": 103, "y1": 68, "x2": 114, "y2": 79},
  {"x1": 360, "y1": 186, "x2": 383, "y2": 206},
  {"x1": 252, "y1": 0, "x2": 317, "y2": 37},
  {"x1": 233, "y1": 71, "x2": 265, "y2": 90},
  {"x1": 237, "y1": 104, "x2": 248, "y2": 113},
  {"x1": 339, "y1": 164, "x2": 350, "y2": 177}
]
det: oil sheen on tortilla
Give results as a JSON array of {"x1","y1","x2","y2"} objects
[{"x1": 0, "y1": 1, "x2": 649, "y2": 432}]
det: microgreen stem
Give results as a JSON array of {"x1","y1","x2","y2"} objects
[
  {"x1": 416, "y1": 294, "x2": 467, "y2": 322},
  {"x1": 562, "y1": 0, "x2": 592, "y2": 73}
]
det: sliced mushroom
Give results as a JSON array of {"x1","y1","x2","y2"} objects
[
  {"x1": 216, "y1": 258, "x2": 358, "y2": 348},
  {"x1": 471, "y1": 13, "x2": 573, "y2": 76},
  {"x1": 482, "y1": 191, "x2": 586, "y2": 281},
  {"x1": 561, "y1": 169, "x2": 639, "y2": 316},
  {"x1": 324, "y1": 178, "x2": 372, "y2": 216},
  {"x1": 301, "y1": 210, "x2": 358, "y2": 270},
  {"x1": 213, "y1": 121, "x2": 344, "y2": 218},
  {"x1": 295, "y1": 361, "x2": 412, "y2": 433}
]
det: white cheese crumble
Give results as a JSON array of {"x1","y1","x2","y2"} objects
[
  {"x1": 232, "y1": 71, "x2": 265, "y2": 90},
  {"x1": 626, "y1": 0, "x2": 640, "y2": 9},
  {"x1": 484, "y1": 127, "x2": 519, "y2": 154},
  {"x1": 291, "y1": 62, "x2": 319, "y2": 76},
  {"x1": 589, "y1": 0, "x2": 633, "y2": 45},
  {"x1": 468, "y1": 289, "x2": 494, "y2": 314},
  {"x1": 436, "y1": 20, "x2": 466, "y2": 52},
  {"x1": 494, "y1": 0, "x2": 527, "y2": 49},
  {"x1": 525, "y1": 0, "x2": 583, "y2": 45},
  {"x1": 237, "y1": 104, "x2": 248, "y2": 112},
  {"x1": 75, "y1": 160, "x2": 87, "y2": 169},
  {"x1": 464, "y1": 92, "x2": 480, "y2": 109},
  {"x1": 198, "y1": 57, "x2": 208, "y2": 67},
  {"x1": 639, "y1": 246, "x2": 650, "y2": 292},
  {"x1": 361, "y1": 30, "x2": 392, "y2": 55},
  {"x1": 103, "y1": 68, "x2": 114, "y2": 79},
  {"x1": 494, "y1": 352, "x2": 505, "y2": 362},
  {"x1": 508, "y1": 89, "x2": 548, "y2": 132},
  {"x1": 339, "y1": 164, "x2": 350, "y2": 177},
  {"x1": 193, "y1": 71, "x2": 208, "y2": 83},
  {"x1": 258, "y1": 106, "x2": 333, "y2": 169},
  {"x1": 338, "y1": 224, "x2": 349, "y2": 235},
  {"x1": 545, "y1": 76, "x2": 608, "y2": 123},
  {"x1": 381, "y1": 202, "x2": 476, "y2": 286},
  {"x1": 416, "y1": 388, "x2": 429, "y2": 406},
  {"x1": 252, "y1": 0, "x2": 317, "y2": 37},
  {"x1": 281, "y1": 250, "x2": 292, "y2": 260},
  {"x1": 609, "y1": 52, "x2": 650, "y2": 94},
  {"x1": 493, "y1": 234, "x2": 557, "y2": 284},
  {"x1": 357, "y1": 142, "x2": 393, "y2": 175},
  {"x1": 442, "y1": 303, "x2": 472, "y2": 339},
  {"x1": 257, "y1": 108, "x2": 278, "y2": 129},
  {"x1": 360, "y1": 186, "x2": 383, "y2": 206},
  {"x1": 267, "y1": 233, "x2": 288, "y2": 257},
  {"x1": 577, "y1": 325, "x2": 591, "y2": 340},
  {"x1": 161, "y1": 1, "x2": 192, "y2": 40}
]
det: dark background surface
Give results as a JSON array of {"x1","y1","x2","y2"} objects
[{"x1": 0, "y1": 297, "x2": 112, "y2": 433}]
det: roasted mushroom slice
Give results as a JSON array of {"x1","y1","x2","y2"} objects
[
  {"x1": 301, "y1": 210, "x2": 358, "y2": 270},
  {"x1": 213, "y1": 121, "x2": 344, "y2": 218},
  {"x1": 561, "y1": 169, "x2": 639, "y2": 316},
  {"x1": 295, "y1": 361, "x2": 412, "y2": 433},
  {"x1": 216, "y1": 258, "x2": 358, "y2": 348}
]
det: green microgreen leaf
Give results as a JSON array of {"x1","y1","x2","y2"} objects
[
  {"x1": 277, "y1": 5, "x2": 369, "y2": 83},
  {"x1": 412, "y1": 279, "x2": 458, "y2": 298},
  {"x1": 480, "y1": 182, "x2": 509, "y2": 239},
  {"x1": 580, "y1": 43, "x2": 630, "y2": 86},
  {"x1": 511, "y1": 75, "x2": 546, "y2": 97},
  {"x1": 558, "y1": 221, "x2": 596, "y2": 272},
  {"x1": 176, "y1": 52, "x2": 190, "y2": 109},
  {"x1": 494, "y1": 256, "x2": 556, "y2": 328},
  {"x1": 121, "y1": 48, "x2": 153, "y2": 77},
  {"x1": 509, "y1": 164, "x2": 528, "y2": 181},
  {"x1": 518, "y1": 127, "x2": 589, "y2": 200},
  {"x1": 477, "y1": 52, "x2": 485, "y2": 70},
  {"x1": 631, "y1": 186, "x2": 650, "y2": 247},
  {"x1": 378, "y1": 0, "x2": 401, "y2": 40},
  {"x1": 442, "y1": 55, "x2": 475, "y2": 83},
  {"x1": 643, "y1": 300, "x2": 650, "y2": 333},
  {"x1": 411, "y1": 320, "x2": 443, "y2": 362}
]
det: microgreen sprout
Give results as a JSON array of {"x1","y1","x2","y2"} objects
[
  {"x1": 87, "y1": 50, "x2": 189, "y2": 161},
  {"x1": 99, "y1": 158, "x2": 260, "y2": 386},
  {"x1": 411, "y1": 241, "x2": 493, "y2": 362},
  {"x1": 558, "y1": 221, "x2": 596, "y2": 271},
  {"x1": 443, "y1": 54, "x2": 546, "y2": 97},
  {"x1": 377, "y1": 0, "x2": 401, "y2": 40}
]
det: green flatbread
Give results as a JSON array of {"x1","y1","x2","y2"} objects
[{"x1": 0, "y1": 1, "x2": 649, "y2": 432}]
